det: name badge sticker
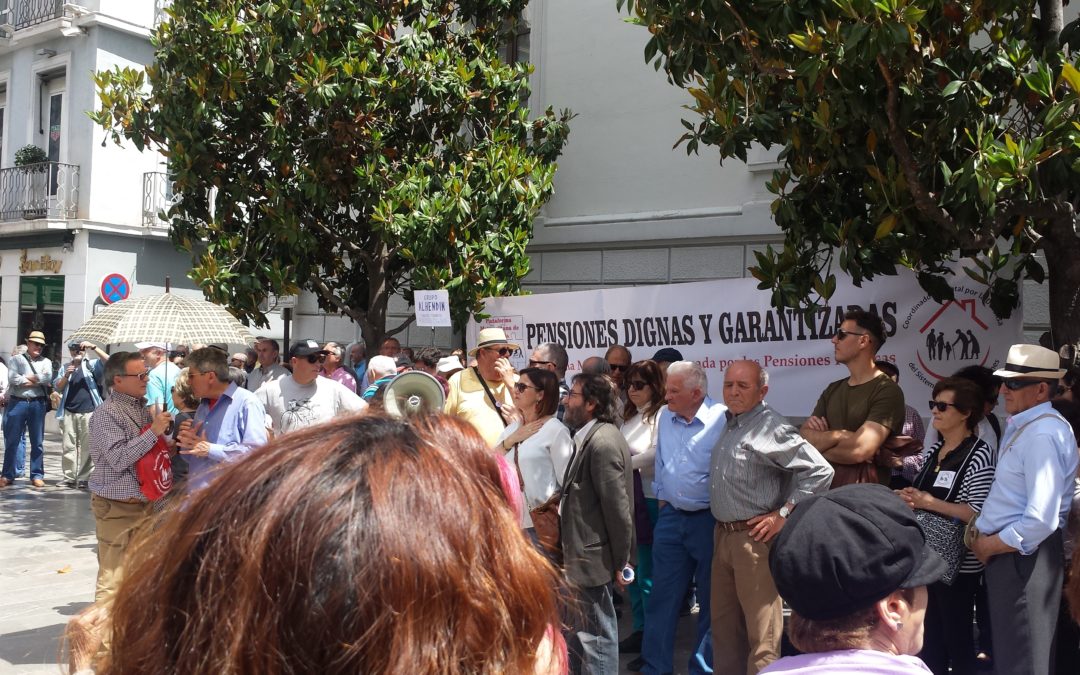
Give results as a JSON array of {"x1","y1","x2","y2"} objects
[{"x1": 934, "y1": 471, "x2": 957, "y2": 490}]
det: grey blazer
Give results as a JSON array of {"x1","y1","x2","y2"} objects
[{"x1": 559, "y1": 421, "x2": 635, "y2": 588}]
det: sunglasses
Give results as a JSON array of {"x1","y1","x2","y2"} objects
[
  {"x1": 928, "y1": 400, "x2": 961, "y2": 412},
  {"x1": 487, "y1": 347, "x2": 513, "y2": 357},
  {"x1": 118, "y1": 370, "x2": 151, "y2": 382},
  {"x1": 514, "y1": 382, "x2": 540, "y2": 393},
  {"x1": 609, "y1": 363, "x2": 629, "y2": 372},
  {"x1": 835, "y1": 328, "x2": 868, "y2": 340},
  {"x1": 628, "y1": 380, "x2": 649, "y2": 391},
  {"x1": 304, "y1": 354, "x2": 326, "y2": 364},
  {"x1": 528, "y1": 359, "x2": 554, "y2": 368},
  {"x1": 1002, "y1": 378, "x2": 1042, "y2": 391}
]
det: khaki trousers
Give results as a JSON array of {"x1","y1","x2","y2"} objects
[
  {"x1": 61, "y1": 412, "x2": 94, "y2": 482},
  {"x1": 90, "y1": 494, "x2": 153, "y2": 603},
  {"x1": 710, "y1": 524, "x2": 783, "y2": 675}
]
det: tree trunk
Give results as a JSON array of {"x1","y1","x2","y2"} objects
[
  {"x1": 1039, "y1": 0, "x2": 1064, "y2": 54},
  {"x1": 1041, "y1": 218, "x2": 1080, "y2": 355},
  {"x1": 361, "y1": 244, "x2": 392, "y2": 351}
]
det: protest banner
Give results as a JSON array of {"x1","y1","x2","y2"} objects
[{"x1": 468, "y1": 268, "x2": 1023, "y2": 418}]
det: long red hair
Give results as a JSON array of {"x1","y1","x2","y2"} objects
[{"x1": 99, "y1": 414, "x2": 563, "y2": 674}]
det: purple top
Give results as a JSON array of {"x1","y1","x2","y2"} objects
[
  {"x1": 325, "y1": 367, "x2": 358, "y2": 394},
  {"x1": 761, "y1": 650, "x2": 932, "y2": 674}
]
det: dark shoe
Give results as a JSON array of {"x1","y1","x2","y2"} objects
[
  {"x1": 76, "y1": 481, "x2": 89, "y2": 490},
  {"x1": 31, "y1": 478, "x2": 45, "y2": 488},
  {"x1": 627, "y1": 655, "x2": 645, "y2": 672},
  {"x1": 619, "y1": 630, "x2": 643, "y2": 653}
]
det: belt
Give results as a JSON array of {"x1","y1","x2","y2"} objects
[
  {"x1": 92, "y1": 493, "x2": 145, "y2": 505},
  {"x1": 17, "y1": 396, "x2": 46, "y2": 402},
  {"x1": 716, "y1": 519, "x2": 752, "y2": 532}
]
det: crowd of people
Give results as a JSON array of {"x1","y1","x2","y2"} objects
[{"x1": 2, "y1": 310, "x2": 1080, "y2": 675}]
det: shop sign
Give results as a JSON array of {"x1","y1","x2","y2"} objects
[{"x1": 19, "y1": 249, "x2": 62, "y2": 274}]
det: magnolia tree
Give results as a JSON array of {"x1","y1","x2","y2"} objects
[
  {"x1": 619, "y1": 0, "x2": 1080, "y2": 355},
  {"x1": 91, "y1": 0, "x2": 571, "y2": 347}
]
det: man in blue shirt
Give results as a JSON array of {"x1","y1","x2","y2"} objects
[
  {"x1": 137, "y1": 342, "x2": 180, "y2": 415},
  {"x1": 176, "y1": 347, "x2": 267, "y2": 492},
  {"x1": 640, "y1": 361, "x2": 726, "y2": 675},
  {"x1": 972, "y1": 344, "x2": 1077, "y2": 675}
]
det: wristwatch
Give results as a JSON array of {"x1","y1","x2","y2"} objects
[{"x1": 778, "y1": 503, "x2": 792, "y2": 519}]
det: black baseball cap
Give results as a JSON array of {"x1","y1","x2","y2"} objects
[
  {"x1": 769, "y1": 484, "x2": 946, "y2": 620},
  {"x1": 288, "y1": 339, "x2": 329, "y2": 360},
  {"x1": 652, "y1": 347, "x2": 684, "y2": 364}
]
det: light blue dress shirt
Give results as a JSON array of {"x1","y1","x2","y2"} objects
[
  {"x1": 975, "y1": 401, "x2": 1078, "y2": 555},
  {"x1": 187, "y1": 382, "x2": 267, "y2": 491},
  {"x1": 653, "y1": 396, "x2": 727, "y2": 511}
]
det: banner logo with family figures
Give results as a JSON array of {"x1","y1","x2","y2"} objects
[{"x1": 902, "y1": 285, "x2": 1008, "y2": 390}]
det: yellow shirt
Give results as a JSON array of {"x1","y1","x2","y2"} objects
[{"x1": 444, "y1": 367, "x2": 513, "y2": 446}]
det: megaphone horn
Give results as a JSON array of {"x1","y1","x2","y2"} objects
[{"x1": 382, "y1": 371, "x2": 446, "y2": 419}]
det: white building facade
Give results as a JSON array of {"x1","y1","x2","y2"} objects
[{"x1": 0, "y1": 0, "x2": 206, "y2": 361}]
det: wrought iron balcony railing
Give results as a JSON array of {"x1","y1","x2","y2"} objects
[
  {"x1": 0, "y1": 161, "x2": 79, "y2": 221},
  {"x1": 142, "y1": 171, "x2": 178, "y2": 228},
  {"x1": 0, "y1": 0, "x2": 66, "y2": 32}
]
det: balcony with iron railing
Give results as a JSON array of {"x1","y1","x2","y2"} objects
[
  {"x1": 0, "y1": 0, "x2": 66, "y2": 35},
  {"x1": 142, "y1": 171, "x2": 177, "y2": 228},
  {"x1": 0, "y1": 161, "x2": 79, "y2": 221}
]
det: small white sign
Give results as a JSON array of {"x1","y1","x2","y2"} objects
[{"x1": 415, "y1": 289, "x2": 451, "y2": 327}]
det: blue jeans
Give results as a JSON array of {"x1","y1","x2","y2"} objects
[
  {"x1": 1, "y1": 405, "x2": 26, "y2": 475},
  {"x1": 3, "y1": 399, "x2": 46, "y2": 480},
  {"x1": 566, "y1": 582, "x2": 619, "y2": 675},
  {"x1": 641, "y1": 505, "x2": 715, "y2": 675}
]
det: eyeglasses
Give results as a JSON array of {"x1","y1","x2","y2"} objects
[
  {"x1": 118, "y1": 370, "x2": 150, "y2": 382},
  {"x1": 928, "y1": 400, "x2": 961, "y2": 412},
  {"x1": 609, "y1": 363, "x2": 629, "y2": 372},
  {"x1": 487, "y1": 347, "x2": 513, "y2": 357},
  {"x1": 514, "y1": 382, "x2": 540, "y2": 393},
  {"x1": 835, "y1": 329, "x2": 868, "y2": 341},
  {"x1": 528, "y1": 359, "x2": 554, "y2": 368},
  {"x1": 304, "y1": 354, "x2": 326, "y2": 364},
  {"x1": 1002, "y1": 378, "x2": 1042, "y2": 391},
  {"x1": 565, "y1": 390, "x2": 583, "y2": 400},
  {"x1": 628, "y1": 380, "x2": 649, "y2": 391}
]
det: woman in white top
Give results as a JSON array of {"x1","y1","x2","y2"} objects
[
  {"x1": 494, "y1": 367, "x2": 574, "y2": 554},
  {"x1": 619, "y1": 359, "x2": 666, "y2": 652}
]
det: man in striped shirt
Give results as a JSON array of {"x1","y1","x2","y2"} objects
[
  {"x1": 87, "y1": 352, "x2": 173, "y2": 602},
  {"x1": 709, "y1": 360, "x2": 834, "y2": 674}
]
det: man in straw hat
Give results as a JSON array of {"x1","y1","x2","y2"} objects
[
  {"x1": 1, "y1": 330, "x2": 54, "y2": 488},
  {"x1": 971, "y1": 343, "x2": 1077, "y2": 675},
  {"x1": 443, "y1": 327, "x2": 518, "y2": 446}
]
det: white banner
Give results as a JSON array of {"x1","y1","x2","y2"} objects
[
  {"x1": 414, "y1": 289, "x2": 452, "y2": 327},
  {"x1": 468, "y1": 270, "x2": 1023, "y2": 418}
]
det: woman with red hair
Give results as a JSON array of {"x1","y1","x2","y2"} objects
[{"x1": 88, "y1": 414, "x2": 564, "y2": 674}]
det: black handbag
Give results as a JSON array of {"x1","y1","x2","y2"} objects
[{"x1": 915, "y1": 509, "x2": 966, "y2": 585}]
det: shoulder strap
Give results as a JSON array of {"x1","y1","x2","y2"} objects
[
  {"x1": 999, "y1": 413, "x2": 1066, "y2": 457},
  {"x1": 21, "y1": 354, "x2": 46, "y2": 395},
  {"x1": 473, "y1": 367, "x2": 507, "y2": 426}
]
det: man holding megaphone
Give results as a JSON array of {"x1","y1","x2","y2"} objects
[{"x1": 256, "y1": 340, "x2": 368, "y2": 437}]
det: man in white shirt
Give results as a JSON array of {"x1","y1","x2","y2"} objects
[
  {"x1": 246, "y1": 337, "x2": 290, "y2": 392},
  {"x1": 257, "y1": 340, "x2": 367, "y2": 436}
]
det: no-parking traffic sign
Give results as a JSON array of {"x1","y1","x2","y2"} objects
[{"x1": 100, "y1": 273, "x2": 131, "y2": 304}]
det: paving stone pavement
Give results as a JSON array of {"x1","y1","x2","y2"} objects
[{"x1": 0, "y1": 422, "x2": 96, "y2": 674}]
